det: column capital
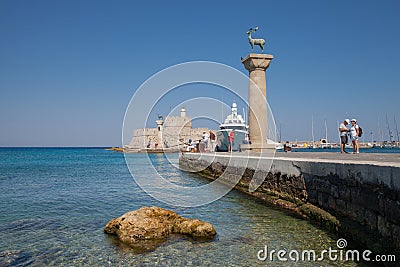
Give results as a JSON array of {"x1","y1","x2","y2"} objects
[{"x1": 242, "y1": 53, "x2": 274, "y2": 72}]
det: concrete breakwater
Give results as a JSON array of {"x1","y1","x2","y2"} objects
[{"x1": 179, "y1": 152, "x2": 400, "y2": 253}]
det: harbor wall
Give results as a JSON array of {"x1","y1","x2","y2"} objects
[
  {"x1": 179, "y1": 153, "x2": 400, "y2": 252},
  {"x1": 127, "y1": 115, "x2": 208, "y2": 151}
]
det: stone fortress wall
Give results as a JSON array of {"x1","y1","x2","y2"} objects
[{"x1": 126, "y1": 108, "x2": 209, "y2": 151}]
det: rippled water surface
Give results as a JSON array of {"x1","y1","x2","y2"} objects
[{"x1": 0, "y1": 148, "x2": 357, "y2": 266}]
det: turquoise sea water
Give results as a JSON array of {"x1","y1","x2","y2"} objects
[{"x1": 0, "y1": 148, "x2": 359, "y2": 266}]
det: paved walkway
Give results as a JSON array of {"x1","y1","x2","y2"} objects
[
  {"x1": 275, "y1": 151, "x2": 400, "y2": 167},
  {"x1": 197, "y1": 151, "x2": 400, "y2": 167}
]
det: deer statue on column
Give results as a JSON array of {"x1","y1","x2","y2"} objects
[{"x1": 246, "y1": 26, "x2": 266, "y2": 53}]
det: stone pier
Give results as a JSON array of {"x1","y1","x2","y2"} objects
[{"x1": 179, "y1": 151, "x2": 400, "y2": 254}]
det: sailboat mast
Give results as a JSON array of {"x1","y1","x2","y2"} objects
[
  {"x1": 337, "y1": 120, "x2": 340, "y2": 144},
  {"x1": 311, "y1": 116, "x2": 315, "y2": 145},
  {"x1": 221, "y1": 96, "x2": 224, "y2": 124},
  {"x1": 386, "y1": 114, "x2": 393, "y2": 142},
  {"x1": 394, "y1": 115, "x2": 400, "y2": 143},
  {"x1": 324, "y1": 119, "x2": 328, "y2": 143}
]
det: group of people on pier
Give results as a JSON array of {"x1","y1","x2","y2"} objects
[
  {"x1": 339, "y1": 118, "x2": 361, "y2": 154},
  {"x1": 185, "y1": 130, "x2": 216, "y2": 152}
]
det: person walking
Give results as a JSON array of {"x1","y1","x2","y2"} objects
[
  {"x1": 339, "y1": 119, "x2": 350, "y2": 153},
  {"x1": 349, "y1": 119, "x2": 360, "y2": 154}
]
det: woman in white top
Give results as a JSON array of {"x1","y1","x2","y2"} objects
[{"x1": 349, "y1": 119, "x2": 360, "y2": 153}]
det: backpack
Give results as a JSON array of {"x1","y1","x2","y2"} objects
[{"x1": 358, "y1": 126, "x2": 363, "y2": 137}]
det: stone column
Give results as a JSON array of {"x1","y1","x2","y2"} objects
[{"x1": 241, "y1": 53, "x2": 274, "y2": 152}]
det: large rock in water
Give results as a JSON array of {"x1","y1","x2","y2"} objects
[{"x1": 104, "y1": 206, "x2": 216, "y2": 251}]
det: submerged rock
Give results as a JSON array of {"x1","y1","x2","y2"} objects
[
  {"x1": 0, "y1": 250, "x2": 33, "y2": 266},
  {"x1": 104, "y1": 206, "x2": 216, "y2": 251}
]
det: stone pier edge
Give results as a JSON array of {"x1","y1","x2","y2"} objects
[{"x1": 179, "y1": 153, "x2": 400, "y2": 254}]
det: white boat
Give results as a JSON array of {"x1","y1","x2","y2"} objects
[
  {"x1": 273, "y1": 141, "x2": 284, "y2": 150},
  {"x1": 319, "y1": 139, "x2": 333, "y2": 149},
  {"x1": 216, "y1": 102, "x2": 248, "y2": 152},
  {"x1": 215, "y1": 102, "x2": 282, "y2": 151}
]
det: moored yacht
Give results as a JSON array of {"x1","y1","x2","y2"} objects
[{"x1": 215, "y1": 102, "x2": 248, "y2": 152}]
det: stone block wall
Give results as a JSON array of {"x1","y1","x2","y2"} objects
[
  {"x1": 127, "y1": 115, "x2": 209, "y2": 150},
  {"x1": 303, "y1": 164, "x2": 400, "y2": 251},
  {"x1": 179, "y1": 153, "x2": 400, "y2": 252}
]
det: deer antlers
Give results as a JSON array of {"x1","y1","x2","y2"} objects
[{"x1": 248, "y1": 26, "x2": 259, "y2": 33}]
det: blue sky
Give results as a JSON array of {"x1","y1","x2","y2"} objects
[{"x1": 1, "y1": 0, "x2": 399, "y2": 146}]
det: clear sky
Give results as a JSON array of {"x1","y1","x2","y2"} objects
[{"x1": 1, "y1": 0, "x2": 399, "y2": 146}]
